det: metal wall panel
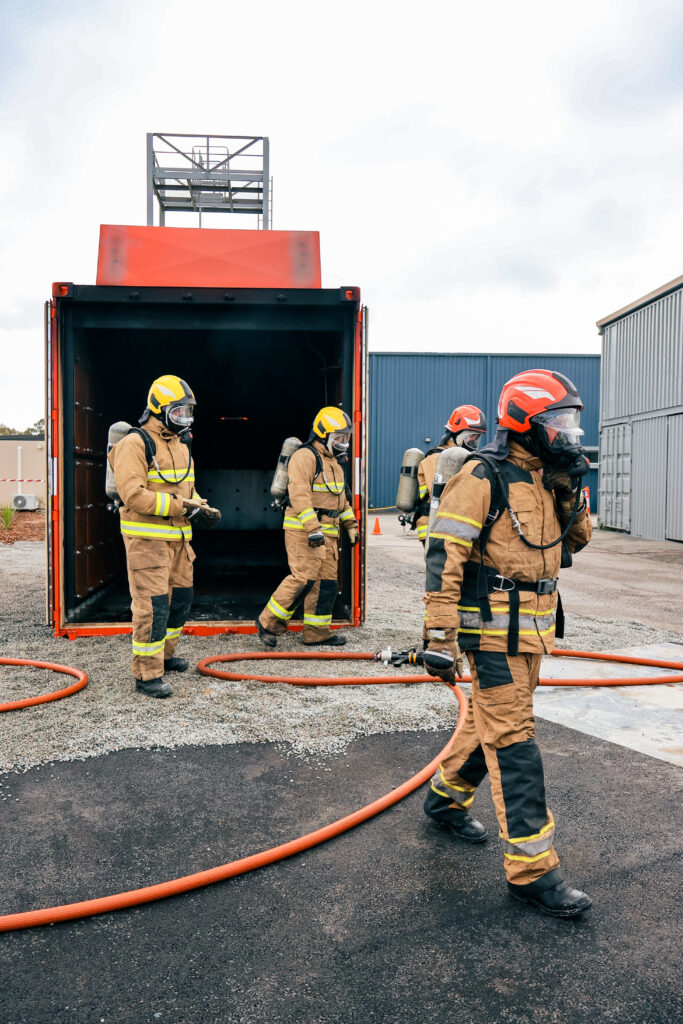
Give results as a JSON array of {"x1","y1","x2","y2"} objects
[
  {"x1": 598, "y1": 423, "x2": 630, "y2": 530},
  {"x1": 369, "y1": 353, "x2": 600, "y2": 508},
  {"x1": 601, "y1": 288, "x2": 683, "y2": 422},
  {"x1": 666, "y1": 414, "x2": 683, "y2": 541},
  {"x1": 630, "y1": 417, "x2": 667, "y2": 539}
]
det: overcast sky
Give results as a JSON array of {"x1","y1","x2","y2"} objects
[{"x1": 2, "y1": 0, "x2": 683, "y2": 429}]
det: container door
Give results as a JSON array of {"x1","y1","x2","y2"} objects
[
  {"x1": 666, "y1": 414, "x2": 683, "y2": 541},
  {"x1": 358, "y1": 305, "x2": 369, "y2": 623},
  {"x1": 44, "y1": 299, "x2": 54, "y2": 626},
  {"x1": 631, "y1": 417, "x2": 667, "y2": 539},
  {"x1": 598, "y1": 422, "x2": 631, "y2": 530}
]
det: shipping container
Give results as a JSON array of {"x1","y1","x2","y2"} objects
[
  {"x1": 368, "y1": 353, "x2": 600, "y2": 510},
  {"x1": 45, "y1": 229, "x2": 368, "y2": 637},
  {"x1": 598, "y1": 275, "x2": 683, "y2": 540}
]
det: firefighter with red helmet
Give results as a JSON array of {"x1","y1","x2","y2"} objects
[
  {"x1": 414, "y1": 405, "x2": 487, "y2": 543},
  {"x1": 422, "y1": 369, "x2": 593, "y2": 917}
]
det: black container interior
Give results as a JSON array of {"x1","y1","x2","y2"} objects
[{"x1": 60, "y1": 287, "x2": 357, "y2": 624}]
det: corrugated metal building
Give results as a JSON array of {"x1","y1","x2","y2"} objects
[
  {"x1": 369, "y1": 354, "x2": 600, "y2": 509},
  {"x1": 598, "y1": 275, "x2": 683, "y2": 541}
]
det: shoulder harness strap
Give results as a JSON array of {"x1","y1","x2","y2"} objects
[{"x1": 127, "y1": 427, "x2": 157, "y2": 467}]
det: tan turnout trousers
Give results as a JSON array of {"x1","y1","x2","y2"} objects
[
  {"x1": 259, "y1": 529, "x2": 339, "y2": 643},
  {"x1": 125, "y1": 538, "x2": 195, "y2": 681},
  {"x1": 424, "y1": 650, "x2": 559, "y2": 885}
]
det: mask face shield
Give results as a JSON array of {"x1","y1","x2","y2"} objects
[
  {"x1": 167, "y1": 402, "x2": 195, "y2": 430},
  {"x1": 532, "y1": 409, "x2": 584, "y2": 452},
  {"x1": 327, "y1": 429, "x2": 352, "y2": 458},
  {"x1": 458, "y1": 430, "x2": 484, "y2": 452}
]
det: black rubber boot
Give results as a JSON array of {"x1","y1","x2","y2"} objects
[
  {"x1": 423, "y1": 785, "x2": 488, "y2": 843},
  {"x1": 164, "y1": 657, "x2": 189, "y2": 673},
  {"x1": 303, "y1": 633, "x2": 347, "y2": 647},
  {"x1": 135, "y1": 677, "x2": 173, "y2": 698},
  {"x1": 508, "y1": 868, "x2": 592, "y2": 918},
  {"x1": 256, "y1": 619, "x2": 278, "y2": 648}
]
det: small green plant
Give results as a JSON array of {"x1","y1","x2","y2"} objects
[{"x1": 0, "y1": 505, "x2": 15, "y2": 530}]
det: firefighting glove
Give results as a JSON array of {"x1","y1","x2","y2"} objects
[
  {"x1": 186, "y1": 504, "x2": 222, "y2": 529},
  {"x1": 308, "y1": 530, "x2": 325, "y2": 547},
  {"x1": 541, "y1": 467, "x2": 576, "y2": 498},
  {"x1": 424, "y1": 628, "x2": 464, "y2": 682},
  {"x1": 346, "y1": 525, "x2": 359, "y2": 546}
]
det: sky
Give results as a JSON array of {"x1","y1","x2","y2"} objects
[{"x1": 2, "y1": 0, "x2": 683, "y2": 429}]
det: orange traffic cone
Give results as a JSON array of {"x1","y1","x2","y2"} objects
[{"x1": 372, "y1": 517, "x2": 381, "y2": 535}]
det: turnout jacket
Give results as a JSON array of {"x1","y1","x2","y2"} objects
[
  {"x1": 108, "y1": 416, "x2": 198, "y2": 565},
  {"x1": 284, "y1": 440, "x2": 357, "y2": 539},
  {"x1": 424, "y1": 441, "x2": 592, "y2": 654}
]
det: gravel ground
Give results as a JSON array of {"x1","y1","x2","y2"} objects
[{"x1": 2, "y1": 541, "x2": 682, "y2": 774}]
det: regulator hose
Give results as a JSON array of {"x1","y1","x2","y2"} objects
[{"x1": 1, "y1": 648, "x2": 681, "y2": 933}]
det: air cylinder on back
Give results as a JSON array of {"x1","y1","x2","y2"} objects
[
  {"x1": 427, "y1": 446, "x2": 469, "y2": 540},
  {"x1": 105, "y1": 421, "x2": 133, "y2": 502},
  {"x1": 270, "y1": 437, "x2": 303, "y2": 506},
  {"x1": 396, "y1": 447, "x2": 425, "y2": 513}
]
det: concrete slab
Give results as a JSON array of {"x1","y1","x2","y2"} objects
[{"x1": 534, "y1": 643, "x2": 683, "y2": 769}]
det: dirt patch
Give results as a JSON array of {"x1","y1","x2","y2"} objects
[{"x1": 0, "y1": 510, "x2": 45, "y2": 544}]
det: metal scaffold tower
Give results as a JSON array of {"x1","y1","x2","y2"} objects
[{"x1": 146, "y1": 133, "x2": 271, "y2": 228}]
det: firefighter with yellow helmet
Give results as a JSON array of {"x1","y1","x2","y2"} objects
[
  {"x1": 257, "y1": 406, "x2": 358, "y2": 646},
  {"x1": 108, "y1": 375, "x2": 220, "y2": 698}
]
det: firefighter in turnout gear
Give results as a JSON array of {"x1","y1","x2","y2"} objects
[
  {"x1": 422, "y1": 370, "x2": 594, "y2": 917},
  {"x1": 257, "y1": 407, "x2": 358, "y2": 647},
  {"x1": 109, "y1": 375, "x2": 220, "y2": 698},
  {"x1": 415, "y1": 405, "x2": 486, "y2": 543}
]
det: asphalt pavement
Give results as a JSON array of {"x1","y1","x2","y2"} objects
[{"x1": 1, "y1": 719, "x2": 681, "y2": 1024}]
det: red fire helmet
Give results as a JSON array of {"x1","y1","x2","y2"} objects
[
  {"x1": 444, "y1": 404, "x2": 487, "y2": 435},
  {"x1": 497, "y1": 369, "x2": 583, "y2": 434}
]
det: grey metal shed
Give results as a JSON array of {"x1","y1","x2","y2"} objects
[{"x1": 597, "y1": 275, "x2": 683, "y2": 541}]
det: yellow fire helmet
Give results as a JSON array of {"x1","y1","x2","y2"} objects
[
  {"x1": 145, "y1": 375, "x2": 196, "y2": 433},
  {"x1": 312, "y1": 406, "x2": 352, "y2": 460},
  {"x1": 312, "y1": 406, "x2": 352, "y2": 440}
]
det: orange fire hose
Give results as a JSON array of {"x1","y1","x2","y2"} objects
[
  {"x1": 0, "y1": 658, "x2": 88, "y2": 712},
  {"x1": 0, "y1": 648, "x2": 681, "y2": 933}
]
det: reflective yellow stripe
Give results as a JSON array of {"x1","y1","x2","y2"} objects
[
  {"x1": 154, "y1": 492, "x2": 171, "y2": 516},
  {"x1": 121, "y1": 520, "x2": 191, "y2": 541},
  {"x1": 303, "y1": 613, "x2": 332, "y2": 625},
  {"x1": 429, "y1": 532, "x2": 472, "y2": 547},
  {"x1": 417, "y1": 525, "x2": 428, "y2": 538},
  {"x1": 437, "y1": 511, "x2": 483, "y2": 529},
  {"x1": 165, "y1": 626, "x2": 182, "y2": 640},
  {"x1": 147, "y1": 469, "x2": 194, "y2": 482},
  {"x1": 459, "y1": 625, "x2": 556, "y2": 636},
  {"x1": 339, "y1": 509, "x2": 355, "y2": 521},
  {"x1": 504, "y1": 820, "x2": 555, "y2": 845},
  {"x1": 419, "y1": 484, "x2": 428, "y2": 499},
  {"x1": 132, "y1": 639, "x2": 166, "y2": 656},
  {"x1": 268, "y1": 597, "x2": 294, "y2": 621},
  {"x1": 283, "y1": 518, "x2": 305, "y2": 530},
  {"x1": 458, "y1": 605, "x2": 555, "y2": 617},
  {"x1": 299, "y1": 507, "x2": 317, "y2": 522},
  {"x1": 312, "y1": 482, "x2": 344, "y2": 493},
  {"x1": 504, "y1": 849, "x2": 553, "y2": 863},
  {"x1": 321, "y1": 524, "x2": 339, "y2": 535}
]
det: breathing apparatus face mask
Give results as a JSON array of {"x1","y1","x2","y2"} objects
[
  {"x1": 457, "y1": 430, "x2": 484, "y2": 452},
  {"x1": 327, "y1": 430, "x2": 351, "y2": 462},
  {"x1": 166, "y1": 402, "x2": 195, "y2": 431},
  {"x1": 531, "y1": 409, "x2": 587, "y2": 474}
]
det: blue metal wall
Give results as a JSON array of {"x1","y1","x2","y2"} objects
[{"x1": 369, "y1": 353, "x2": 600, "y2": 508}]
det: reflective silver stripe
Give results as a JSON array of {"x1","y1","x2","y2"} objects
[
  {"x1": 458, "y1": 608, "x2": 556, "y2": 636},
  {"x1": 429, "y1": 765, "x2": 475, "y2": 808},
  {"x1": 416, "y1": 524, "x2": 428, "y2": 538},
  {"x1": 339, "y1": 509, "x2": 355, "y2": 522},
  {"x1": 321, "y1": 524, "x2": 339, "y2": 536},
  {"x1": 268, "y1": 597, "x2": 294, "y2": 621},
  {"x1": 303, "y1": 613, "x2": 332, "y2": 626},
  {"x1": 502, "y1": 820, "x2": 555, "y2": 859},
  {"x1": 132, "y1": 638, "x2": 165, "y2": 656},
  {"x1": 121, "y1": 520, "x2": 192, "y2": 541},
  {"x1": 154, "y1": 492, "x2": 171, "y2": 516},
  {"x1": 299, "y1": 507, "x2": 317, "y2": 523},
  {"x1": 419, "y1": 484, "x2": 428, "y2": 498},
  {"x1": 165, "y1": 626, "x2": 182, "y2": 640},
  {"x1": 431, "y1": 515, "x2": 480, "y2": 544}
]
